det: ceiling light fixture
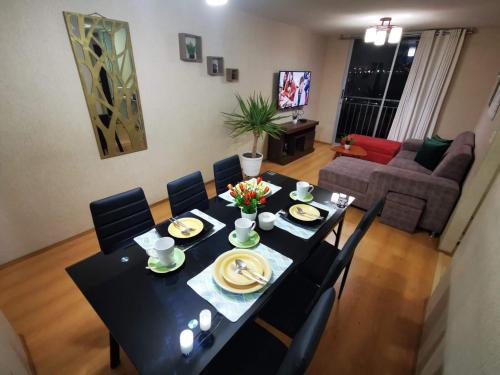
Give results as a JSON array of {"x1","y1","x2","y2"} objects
[
  {"x1": 206, "y1": 0, "x2": 228, "y2": 6},
  {"x1": 364, "y1": 17, "x2": 403, "y2": 46}
]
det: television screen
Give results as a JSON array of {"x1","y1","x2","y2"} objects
[{"x1": 278, "y1": 70, "x2": 311, "y2": 110}]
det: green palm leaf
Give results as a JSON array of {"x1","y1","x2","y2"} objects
[{"x1": 223, "y1": 93, "x2": 289, "y2": 157}]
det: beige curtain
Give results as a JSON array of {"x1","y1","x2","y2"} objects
[{"x1": 388, "y1": 29, "x2": 466, "y2": 141}]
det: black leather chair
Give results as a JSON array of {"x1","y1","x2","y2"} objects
[
  {"x1": 299, "y1": 198, "x2": 384, "y2": 293},
  {"x1": 258, "y1": 230, "x2": 363, "y2": 338},
  {"x1": 203, "y1": 289, "x2": 335, "y2": 375},
  {"x1": 167, "y1": 171, "x2": 209, "y2": 217},
  {"x1": 213, "y1": 155, "x2": 243, "y2": 195},
  {"x1": 90, "y1": 187, "x2": 155, "y2": 255}
]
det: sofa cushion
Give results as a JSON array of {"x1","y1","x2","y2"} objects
[
  {"x1": 388, "y1": 157, "x2": 432, "y2": 175},
  {"x1": 394, "y1": 150, "x2": 417, "y2": 160},
  {"x1": 432, "y1": 144, "x2": 474, "y2": 183},
  {"x1": 415, "y1": 138, "x2": 451, "y2": 170},
  {"x1": 319, "y1": 157, "x2": 376, "y2": 193}
]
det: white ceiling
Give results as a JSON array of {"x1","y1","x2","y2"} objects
[{"x1": 229, "y1": 0, "x2": 500, "y2": 34}]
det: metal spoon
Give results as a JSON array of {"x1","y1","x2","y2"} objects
[
  {"x1": 235, "y1": 259, "x2": 269, "y2": 283},
  {"x1": 296, "y1": 207, "x2": 323, "y2": 220}
]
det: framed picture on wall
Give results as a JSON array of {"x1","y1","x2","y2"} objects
[
  {"x1": 178, "y1": 33, "x2": 202, "y2": 62},
  {"x1": 487, "y1": 74, "x2": 500, "y2": 120}
]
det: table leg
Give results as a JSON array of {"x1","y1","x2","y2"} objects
[
  {"x1": 109, "y1": 332, "x2": 120, "y2": 368},
  {"x1": 338, "y1": 259, "x2": 352, "y2": 299},
  {"x1": 334, "y1": 214, "x2": 345, "y2": 249}
]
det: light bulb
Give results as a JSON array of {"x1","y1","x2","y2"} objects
[
  {"x1": 388, "y1": 26, "x2": 403, "y2": 44},
  {"x1": 364, "y1": 27, "x2": 377, "y2": 43},
  {"x1": 374, "y1": 29, "x2": 387, "y2": 46},
  {"x1": 206, "y1": 0, "x2": 228, "y2": 5}
]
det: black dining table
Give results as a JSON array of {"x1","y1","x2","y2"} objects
[{"x1": 66, "y1": 171, "x2": 346, "y2": 375}]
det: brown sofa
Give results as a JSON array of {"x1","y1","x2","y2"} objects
[{"x1": 319, "y1": 132, "x2": 475, "y2": 234}]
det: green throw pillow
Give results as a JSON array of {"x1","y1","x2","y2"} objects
[
  {"x1": 415, "y1": 138, "x2": 450, "y2": 170},
  {"x1": 431, "y1": 134, "x2": 452, "y2": 144}
]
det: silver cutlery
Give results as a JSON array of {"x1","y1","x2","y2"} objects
[
  {"x1": 234, "y1": 268, "x2": 266, "y2": 285},
  {"x1": 169, "y1": 218, "x2": 193, "y2": 236},
  {"x1": 235, "y1": 259, "x2": 269, "y2": 283},
  {"x1": 296, "y1": 207, "x2": 323, "y2": 220}
]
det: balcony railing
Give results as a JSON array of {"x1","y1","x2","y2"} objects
[{"x1": 335, "y1": 96, "x2": 399, "y2": 141}]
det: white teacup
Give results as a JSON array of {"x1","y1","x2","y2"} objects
[
  {"x1": 235, "y1": 218, "x2": 256, "y2": 242},
  {"x1": 147, "y1": 237, "x2": 175, "y2": 266},
  {"x1": 258, "y1": 212, "x2": 276, "y2": 231},
  {"x1": 296, "y1": 181, "x2": 314, "y2": 200}
]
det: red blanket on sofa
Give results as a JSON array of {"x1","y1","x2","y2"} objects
[{"x1": 349, "y1": 134, "x2": 401, "y2": 164}]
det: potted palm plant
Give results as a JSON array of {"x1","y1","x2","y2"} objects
[{"x1": 223, "y1": 93, "x2": 288, "y2": 176}]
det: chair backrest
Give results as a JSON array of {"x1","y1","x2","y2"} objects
[
  {"x1": 213, "y1": 155, "x2": 243, "y2": 196},
  {"x1": 90, "y1": 187, "x2": 155, "y2": 254},
  {"x1": 277, "y1": 289, "x2": 335, "y2": 375},
  {"x1": 167, "y1": 171, "x2": 209, "y2": 217},
  {"x1": 319, "y1": 229, "x2": 364, "y2": 296},
  {"x1": 356, "y1": 198, "x2": 384, "y2": 233}
]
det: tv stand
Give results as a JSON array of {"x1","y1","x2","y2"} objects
[{"x1": 267, "y1": 119, "x2": 319, "y2": 165}]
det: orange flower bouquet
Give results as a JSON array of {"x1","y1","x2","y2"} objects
[{"x1": 227, "y1": 176, "x2": 269, "y2": 218}]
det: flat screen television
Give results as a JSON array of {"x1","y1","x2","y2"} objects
[{"x1": 277, "y1": 70, "x2": 311, "y2": 110}]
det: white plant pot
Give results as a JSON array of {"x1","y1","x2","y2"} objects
[
  {"x1": 344, "y1": 144, "x2": 351, "y2": 150},
  {"x1": 239, "y1": 152, "x2": 263, "y2": 177},
  {"x1": 241, "y1": 208, "x2": 257, "y2": 221},
  {"x1": 292, "y1": 118, "x2": 298, "y2": 124}
]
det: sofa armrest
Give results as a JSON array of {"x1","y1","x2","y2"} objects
[{"x1": 401, "y1": 138, "x2": 424, "y2": 152}]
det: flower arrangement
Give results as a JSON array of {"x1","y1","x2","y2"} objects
[{"x1": 227, "y1": 176, "x2": 269, "y2": 214}]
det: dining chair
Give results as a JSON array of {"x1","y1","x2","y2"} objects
[
  {"x1": 202, "y1": 288, "x2": 335, "y2": 375},
  {"x1": 167, "y1": 171, "x2": 209, "y2": 217},
  {"x1": 213, "y1": 155, "x2": 243, "y2": 195},
  {"x1": 258, "y1": 229, "x2": 364, "y2": 338},
  {"x1": 299, "y1": 197, "x2": 384, "y2": 289},
  {"x1": 90, "y1": 187, "x2": 155, "y2": 255}
]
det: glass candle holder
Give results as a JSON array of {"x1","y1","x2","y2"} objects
[
  {"x1": 199, "y1": 309, "x2": 212, "y2": 332},
  {"x1": 180, "y1": 329, "x2": 193, "y2": 356}
]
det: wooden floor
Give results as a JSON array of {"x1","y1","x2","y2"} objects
[{"x1": 0, "y1": 142, "x2": 441, "y2": 374}]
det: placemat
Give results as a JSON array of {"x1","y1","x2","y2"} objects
[
  {"x1": 274, "y1": 201, "x2": 337, "y2": 239},
  {"x1": 187, "y1": 243, "x2": 292, "y2": 322},
  {"x1": 218, "y1": 179, "x2": 282, "y2": 205},
  {"x1": 133, "y1": 209, "x2": 226, "y2": 252}
]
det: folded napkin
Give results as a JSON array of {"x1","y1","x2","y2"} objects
[
  {"x1": 187, "y1": 243, "x2": 293, "y2": 322},
  {"x1": 133, "y1": 209, "x2": 226, "y2": 252},
  {"x1": 274, "y1": 201, "x2": 337, "y2": 240},
  {"x1": 218, "y1": 179, "x2": 282, "y2": 205}
]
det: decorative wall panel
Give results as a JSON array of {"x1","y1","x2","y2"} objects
[{"x1": 63, "y1": 12, "x2": 147, "y2": 158}]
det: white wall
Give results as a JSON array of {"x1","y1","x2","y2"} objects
[
  {"x1": 0, "y1": 0, "x2": 327, "y2": 264},
  {"x1": 417, "y1": 170, "x2": 500, "y2": 374},
  {"x1": 316, "y1": 37, "x2": 351, "y2": 142}
]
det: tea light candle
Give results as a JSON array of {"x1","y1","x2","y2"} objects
[
  {"x1": 199, "y1": 309, "x2": 212, "y2": 332},
  {"x1": 180, "y1": 329, "x2": 193, "y2": 356}
]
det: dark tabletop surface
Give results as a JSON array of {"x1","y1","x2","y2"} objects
[{"x1": 66, "y1": 171, "x2": 346, "y2": 375}]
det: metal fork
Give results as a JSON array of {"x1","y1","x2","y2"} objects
[{"x1": 169, "y1": 218, "x2": 192, "y2": 236}]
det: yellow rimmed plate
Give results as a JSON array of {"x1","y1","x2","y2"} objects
[
  {"x1": 213, "y1": 249, "x2": 272, "y2": 294},
  {"x1": 167, "y1": 217, "x2": 204, "y2": 239},
  {"x1": 220, "y1": 252, "x2": 265, "y2": 286},
  {"x1": 289, "y1": 204, "x2": 321, "y2": 222}
]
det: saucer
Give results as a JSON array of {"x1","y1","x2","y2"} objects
[
  {"x1": 289, "y1": 190, "x2": 314, "y2": 203},
  {"x1": 228, "y1": 230, "x2": 260, "y2": 248},
  {"x1": 147, "y1": 248, "x2": 185, "y2": 274}
]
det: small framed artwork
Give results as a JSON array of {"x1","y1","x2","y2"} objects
[
  {"x1": 178, "y1": 33, "x2": 202, "y2": 62},
  {"x1": 226, "y1": 68, "x2": 239, "y2": 82},
  {"x1": 487, "y1": 74, "x2": 500, "y2": 120},
  {"x1": 207, "y1": 56, "x2": 224, "y2": 76}
]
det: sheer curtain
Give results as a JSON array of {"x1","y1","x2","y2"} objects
[{"x1": 388, "y1": 29, "x2": 466, "y2": 141}]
